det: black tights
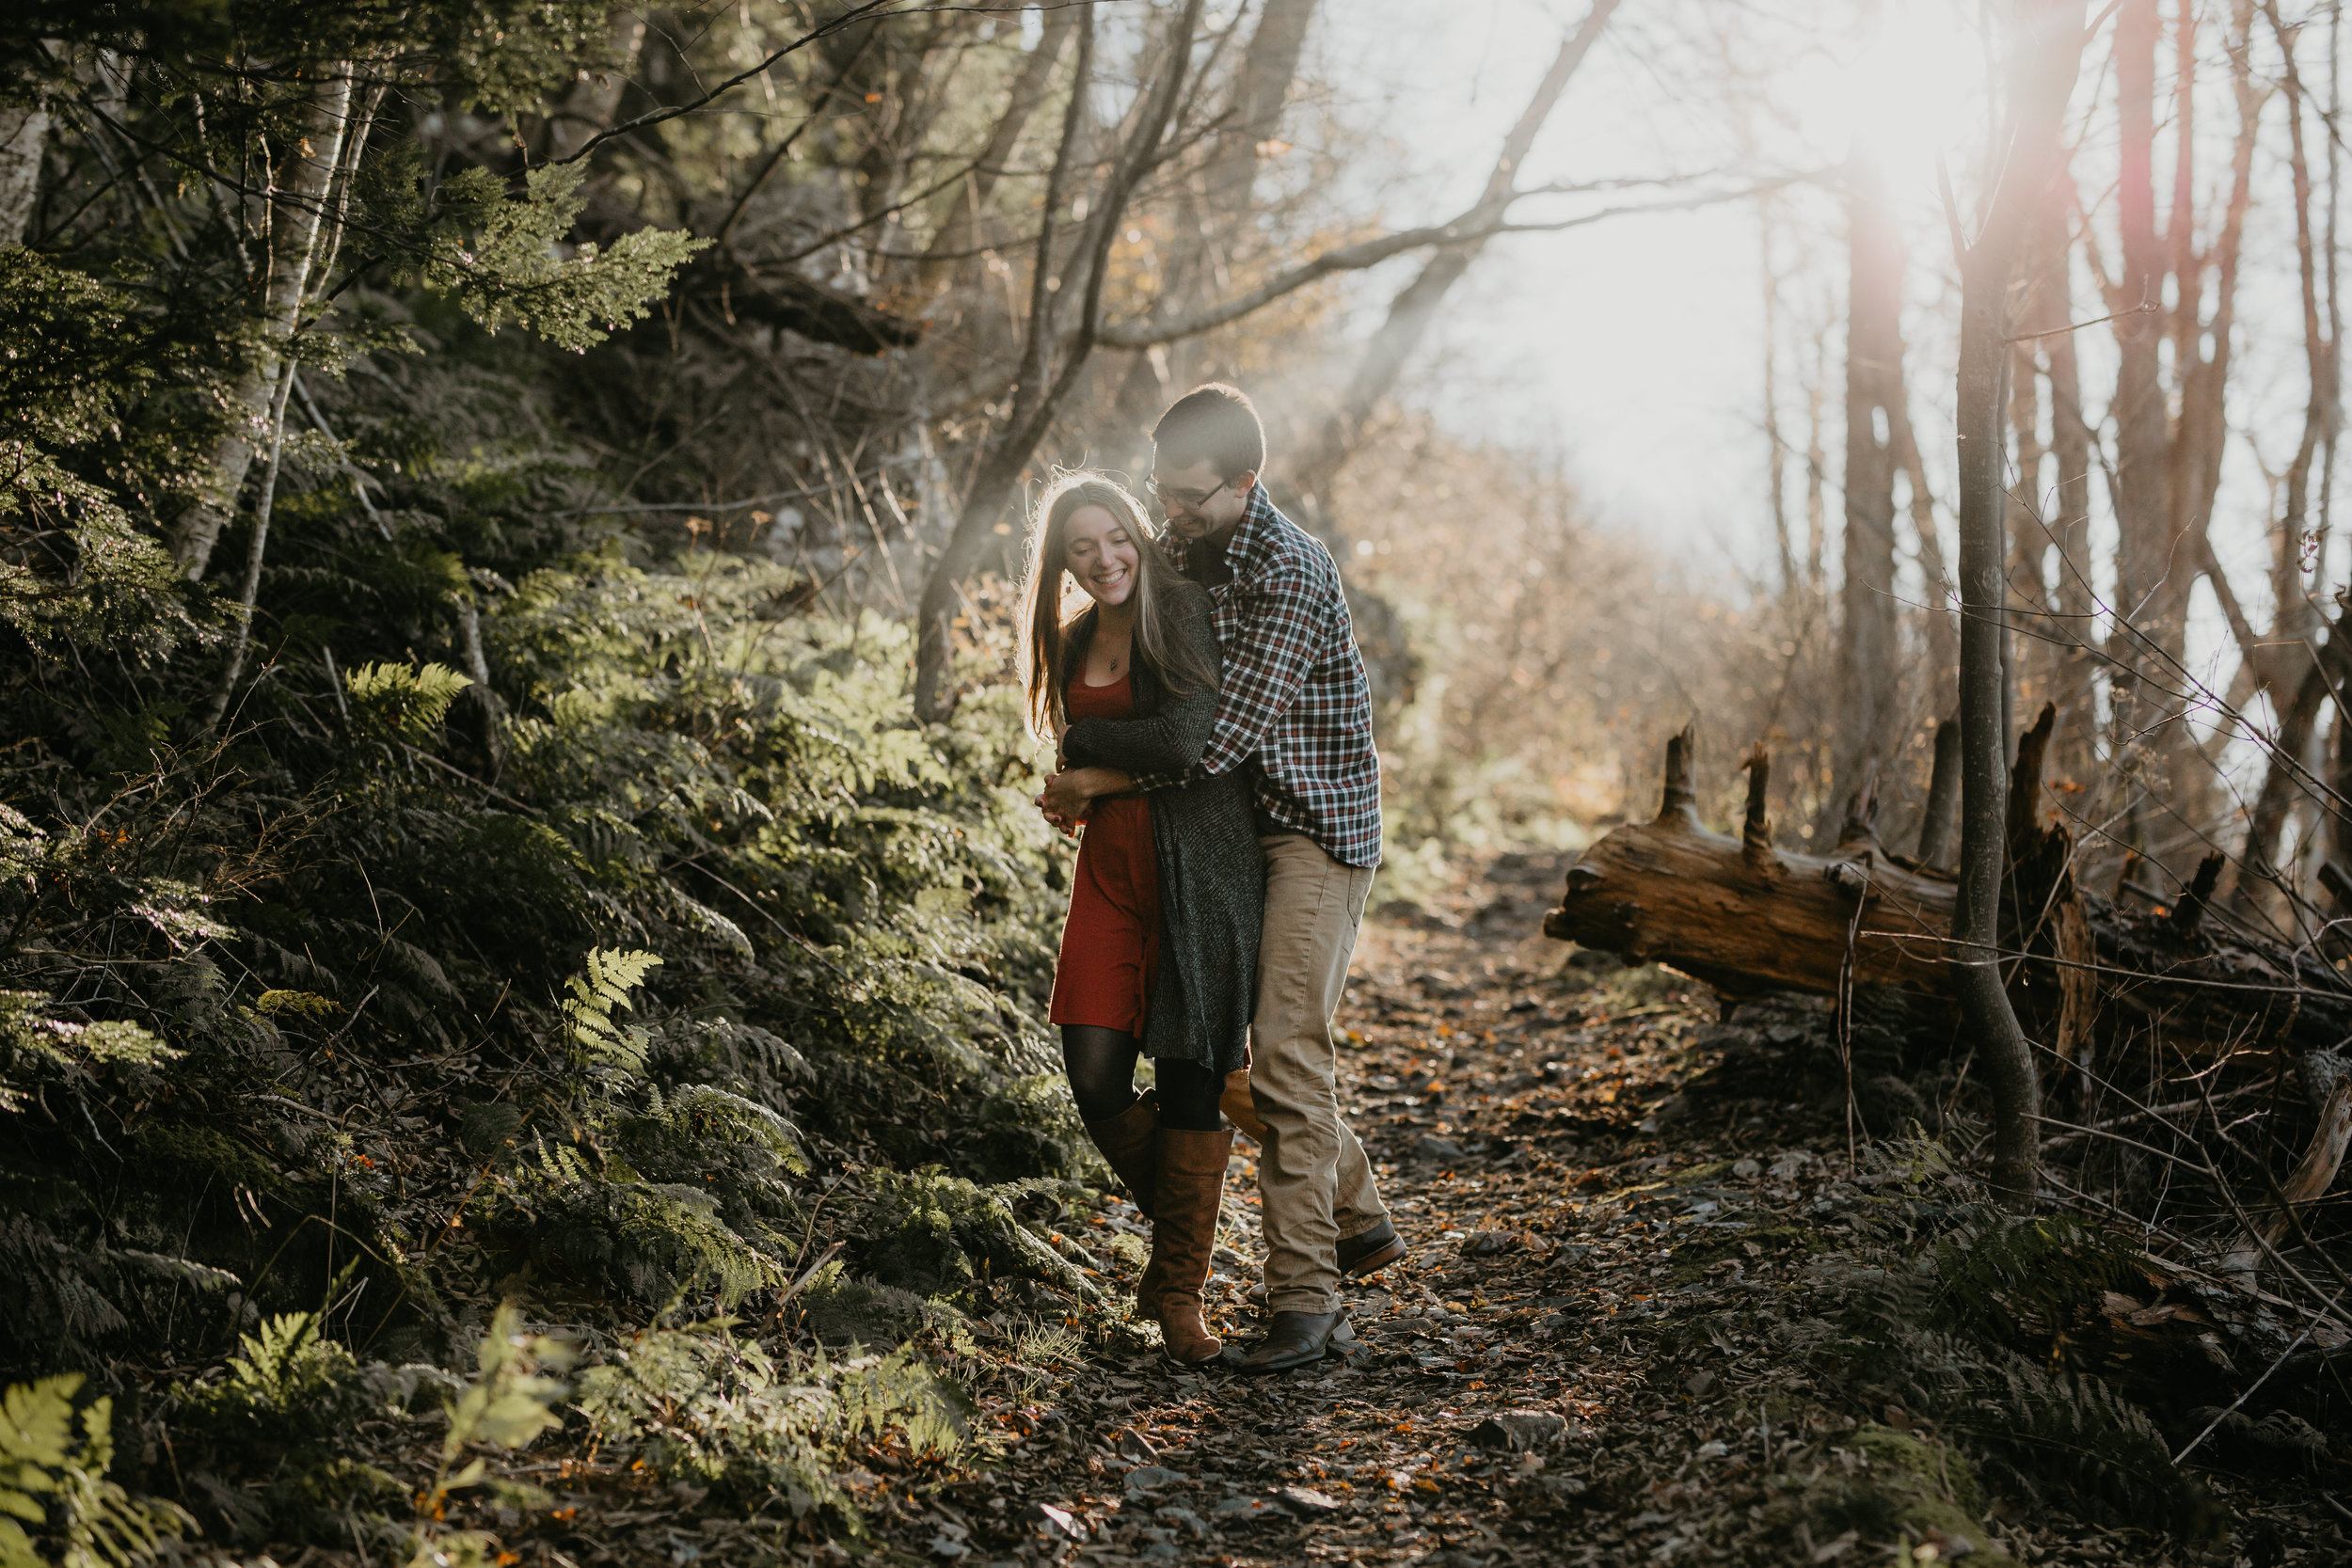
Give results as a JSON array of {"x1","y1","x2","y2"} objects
[{"x1": 1061, "y1": 1026, "x2": 1223, "y2": 1131}]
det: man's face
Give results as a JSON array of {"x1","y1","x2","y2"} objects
[{"x1": 1150, "y1": 457, "x2": 1254, "y2": 545}]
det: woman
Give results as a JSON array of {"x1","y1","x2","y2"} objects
[{"x1": 1020, "y1": 472, "x2": 1263, "y2": 1365}]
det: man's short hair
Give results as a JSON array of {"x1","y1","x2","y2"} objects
[{"x1": 1152, "y1": 384, "x2": 1265, "y2": 479}]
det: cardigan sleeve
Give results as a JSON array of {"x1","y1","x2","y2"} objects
[{"x1": 1061, "y1": 582, "x2": 1221, "y2": 777}]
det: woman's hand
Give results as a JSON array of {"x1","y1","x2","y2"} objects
[{"x1": 1039, "y1": 766, "x2": 1130, "y2": 826}]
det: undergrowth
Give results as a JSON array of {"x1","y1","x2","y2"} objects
[
  {"x1": 1770, "y1": 1141, "x2": 2226, "y2": 1543},
  {"x1": 1, "y1": 529, "x2": 1101, "y2": 1557}
]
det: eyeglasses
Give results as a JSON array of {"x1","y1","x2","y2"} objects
[{"x1": 1147, "y1": 475, "x2": 1232, "y2": 511}]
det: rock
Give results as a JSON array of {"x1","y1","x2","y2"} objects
[
  {"x1": 1123, "y1": 1465, "x2": 1183, "y2": 1494},
  {"x1": 1854, "y1": 1072, "x2": 1931, "y2": 1136},
  {"x1": 1153, "y1": 1505, "x2": 1209, "y2": 1540},
  {"x1": 1030, "y1": 1502, "x2": 1085, "y2": 1541},
  {"x1": 1414, "y1": 1135, "x2": 1469, "y2": 1162},
  {"x1": 1462, "y1": 1229, "x2": 1517, "y2": 1256},
  {"x1": 1271, "y1": 1485, "x2": 1343, "y2": 1515},
  {"x1": 1468, "y1": 1410, "x2": 1566, "y2": 1451}
]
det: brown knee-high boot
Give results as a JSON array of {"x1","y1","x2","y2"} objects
[
  {"x1": 1084, "y1": 1094, "x2": 1164, "y2": 1312},
  {"x1": 1150, "y1": 1128, "x2": 1233, "y2": 1364}
]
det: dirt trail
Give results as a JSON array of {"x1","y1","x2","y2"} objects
[{"x1": 886, "y1": 850, "x2": 2337, "y2": 1568}]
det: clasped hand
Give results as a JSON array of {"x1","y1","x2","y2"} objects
[{"x1": 1037, "y1": 766, "x2": 1123, "y2": 835}]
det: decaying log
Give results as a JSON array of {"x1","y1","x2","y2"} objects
[
  {"x1": 1545, "y1": 730, "x2": 1955, "y2": 998},
  {"x1": 1546, "y1": 719, "x2": 2352, "y2": 1062}
]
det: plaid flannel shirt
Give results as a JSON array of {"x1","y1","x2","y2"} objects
[{"x1": 1129, "y1": 487, "x2": 1383, "y2": 867}]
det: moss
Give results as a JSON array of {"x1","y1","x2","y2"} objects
[
  {"x1": 1850, "y1": 1424, "x2": 1983, "y2": 1514},
  {"x1": 1806, "y1": 1425, "x2": 2011, "y2": 1565},
  {"x1": 508, "y1": 1179, "x2": 779, "y2": 1307}
]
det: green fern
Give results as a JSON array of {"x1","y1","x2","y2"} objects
[
  {"x1": 1950, "y1": 1350, "x2": 2215, "y2": 1536},
  {"x1": 222, "y1": 1313, "x2": 355, "y2": 1411},
  {"x1": 530, "y1": 1135, "x2": 595, "y2": 1188},
  {"x1": 178, "y1": 1309, "x2": 380, "y2": 1449},
  {"x1": 1795, "y1": 1217, "x2": 2217, "y2": 1541},
  {"x1": 1, "y1": 1375, "x2": 190, "y2": 1568},
  {"x1": 344, "y1": 659, "x2": 473, "y2": 736},
  {"x1": 562, "y1": 947, "x2": 663, "y2": 1089},
  {"x1": 508, "y1": 1175, "x2": 780, "y2": 1308},
  {"x1": 626, "y1": 1083, "x2": 809, "y2": 1185},
  {"x1": 576, "y1": 1321, "x2": 964, "y2": 1527},
  {"x1": 1931, "y1": 1215, "x2": 2145, "y2": 1349},
  {"x1": 253, "y1": 990, "x2": 341, "y2": 1020}
]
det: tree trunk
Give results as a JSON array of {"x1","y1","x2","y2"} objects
[
  {"x1": 1953, "y1": 0, "x2": 2091, "y2": 1210},
  {"x1": 2037, "y1": 198, "x2": 2101, "y2": 790},
  {"x1": 0, "y1": 104, "x2": 49, "y2": 245},
  {"x1": 1140, "y1": 0, "x2": 1319, "y2": 467},
  {"x1": 2108, "y1": 0, "x2": 2172, "y2": 859},
  {"x1": 1198, "y1": 0, "x2": 1319, "y2": 228},
  {"x1": 1761, "y1": 195, "x2": 1796, "y2": 591},
  {"x1": 1887, "y1": 391, "x2": 1956, "y2": 693},
  {"x1": 2237, "y1": 652, "x2": 2336, "y2": 917},
  {"x1": 201, "y1": 361, "x2": 300, "y2": 732},
  {"x1": 1829, "y1": 157, "x2": 1904, "y2": 840},
  {"x1": 2274, "y1": 2, "x2": 2333, "y2": 647},
  {"x1": 171, "y1": 70, "x2": 357, "y2": 580}
]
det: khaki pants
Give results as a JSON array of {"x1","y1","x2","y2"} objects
[{"x1": 1248, "y1": 832, "x2": 1390, "y2": 1313}]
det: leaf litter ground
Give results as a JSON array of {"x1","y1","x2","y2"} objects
[{"x1": 861, "y1": 849, "x2": 2348, "y2": 1568}]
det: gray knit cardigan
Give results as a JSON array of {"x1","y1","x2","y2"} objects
[{"x1": 1060, "y1": 578, "x2": 1262, "y2": 1074}]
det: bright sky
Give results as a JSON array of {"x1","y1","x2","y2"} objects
[
  {"x1": 1300, "y1": 0, "x2": 2352, "y2": 792},
  {"x1": 1299, "y1": 0, "x2": 2012, "y2": 578}
]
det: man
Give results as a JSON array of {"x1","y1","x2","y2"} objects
[{"x1": 1041, "y1": 384, "x2": 1403, "y2": 1371}]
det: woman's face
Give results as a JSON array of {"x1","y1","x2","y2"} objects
[{"x1": 1061, "y1": 503, "x2": 1141, "y2": 608}]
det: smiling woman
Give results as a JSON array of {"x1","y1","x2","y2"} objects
[{"x1": 1012, "y1": 469, "x2": 1262, "y2": 1367}]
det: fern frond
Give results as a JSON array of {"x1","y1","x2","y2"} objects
[
  {"x1": 561, "y1": 947, "x2": 662, "y2": 1089},
  {"x1": 343, "y1": 658, "x2": 472, "y2": 736},
  {"x1": 1, "y1": 1375, "x2": 190, "y2": 1568}
]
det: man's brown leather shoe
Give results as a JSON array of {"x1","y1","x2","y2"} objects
[
  {"x1": 1338, "y1": 1218, "x2": 1405, "y2": 1276},
  {"x1": 1239, "y1": 1309, "x2": 1344, "y2": 1372}
]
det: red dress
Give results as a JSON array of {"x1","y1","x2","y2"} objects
[{"x1": 1049, "y1": 673, "x2": 1159, "y2": 1037}]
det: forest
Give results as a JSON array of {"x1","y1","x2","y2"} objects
[{"x1": 8, "y1": 0, "x2": 2352, "y2": 1563}]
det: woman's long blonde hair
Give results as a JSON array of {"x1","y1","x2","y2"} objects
[{"x1": 1018, "y1": 471, "x2": 1216, "y2": 742}]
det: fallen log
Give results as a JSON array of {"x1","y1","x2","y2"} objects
[{"x1": 1544, "y1": 715, "x2": 2352, "y2": 1063}]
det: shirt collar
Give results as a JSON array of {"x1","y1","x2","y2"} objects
[{"x1": 1222, "y1": 483, "x2": 1284, "y2": 574}]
